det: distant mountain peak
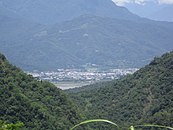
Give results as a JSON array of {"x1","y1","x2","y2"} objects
[
  {"x1": 124, "y1": 1, "x2": 173, "y2": 22},
  {"x1": 0, "y1": 0, "x2": 139, "y2": 24}
]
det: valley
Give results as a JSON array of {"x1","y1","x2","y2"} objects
[
  {"x1": 28, "y1": 67, "x2": 138, "y2": 89},
  {"x1": 0, "y1": 0, "x2": 173, "y2": 129}
]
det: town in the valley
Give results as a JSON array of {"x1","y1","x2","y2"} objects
[{"x1": 28, "y1": 68, "x2": 138, "y2": 89}]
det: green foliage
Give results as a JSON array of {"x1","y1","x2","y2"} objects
[
  {"x1": 0, "y1": 120, "x2": 24, "y2": 130},
  {"x1": 134, "y1": 124, "x2": 173, "y2": 130},
  {"x1": 1, "y1": 50, "x2": 173, "y2": 130},
  {"x1": 0, "y1": 54, "x2": 82, "y2": 130},
  {"x1": 69, "y1": 51, "x2": 173, "y2": 130}
]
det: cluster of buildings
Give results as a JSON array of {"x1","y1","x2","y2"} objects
[{"x1": 28, "y1": 68, "x2": 138, "y2": 82}]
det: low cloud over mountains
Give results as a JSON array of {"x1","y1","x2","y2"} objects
[{"x1": 112, "y1": 0, "x2": 173, "y2": 5}]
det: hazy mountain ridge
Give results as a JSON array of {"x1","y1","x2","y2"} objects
[
  {"x1": 149, "y1": 5, "x2": 173, "y2": 22},
  {"x1": 0, "y1": 0, "x2": 139, "y2": 25},
  {"x1": 1, "y1": 14, "x2": 173, "y2": 70},
  {"x1": 0, "y1": 0, "x2": 173, "y2": 71},
  {"x1": 125, "y1": 1, "x2": 173, "y2": 22},
  {"x1": 68, "y1": 51, "x2": 173, "y2": 129}
]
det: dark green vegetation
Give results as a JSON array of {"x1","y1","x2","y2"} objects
[
  {"x1": 1, "y1": 0, "x2": 173, "y2": 71},
  {"x1": 1, "y1": 51, "x2": 173, "y2": 130},
  {"x1": 0, "y1": 53, "x2": 83, "y2": 130},
  {"x1": 68, "y1": 51, "x2": 173, "y2": 129}
]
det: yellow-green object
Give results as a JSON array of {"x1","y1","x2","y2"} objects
[{"x1": 70, "y1": 119, "x2": 119, "y2": 130}]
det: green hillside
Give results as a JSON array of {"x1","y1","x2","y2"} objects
[
  {"x1": 1, "y1": 50, "x2": 173, "y2": 129},
  {"x1": 68, "y1": 51, "x2": 173, "y2": 129},
  {"x1": 0, "y1": 53, "x2": 83, "y2": 130}
]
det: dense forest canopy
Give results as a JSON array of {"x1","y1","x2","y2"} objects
[
  {"x1": 0, "y1": 53, "x2": 83, "y2": 130},
  {"x1": 68, "y1": 51, "x2": 173, "y2": 129},
  {"x1": 1, "y1": 50, "x2": 173, "y2": 129}
]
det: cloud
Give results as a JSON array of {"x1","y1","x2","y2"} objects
[
  {"x1": 112, "y1": 0, "x2": 129, "y2": 6},
  {"x1": 158, "y1": 0, "x2": 173, "y2": 4},
  {"x1": 112, "y1": 0, "x2": 147, "y2": 6},
  {"x1": 112, "y1": 0, "x2": 173, "y2": 5}
]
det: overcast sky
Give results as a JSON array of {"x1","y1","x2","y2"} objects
[{"x1": 112, "y1": 0, "x2": 173, "y2": 6}]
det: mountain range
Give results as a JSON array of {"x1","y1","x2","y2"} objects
[
  {"x1": 0, "y1": 0, "x2": 139, "y2": 25},
  {"x1": 0, "y1": 0, "x2": 173, "y2": 71},
  {"x1": 125, "y1": 1, "x2": 173, "y2": 22},
  {"x1": 1, "y1": 0, "x2": 173, "y2": 129}
]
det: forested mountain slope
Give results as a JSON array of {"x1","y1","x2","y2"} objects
[
  {"x1": 0, "y1": 53, "x2": 82, "y2": 130},
  {"x1": 69, "y1": 51, "x2": 173, "y2": 129}
]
